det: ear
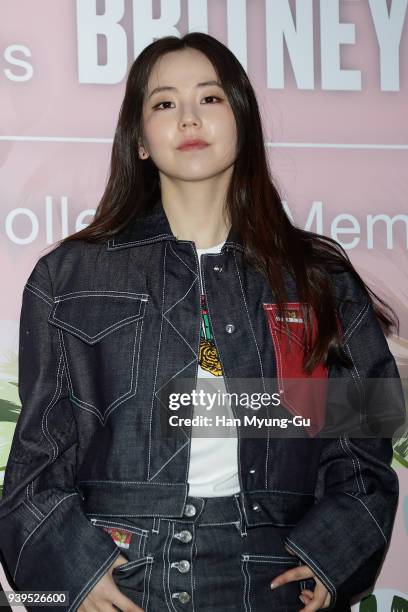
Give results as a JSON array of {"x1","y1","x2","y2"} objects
[{"x1": 138, "y1": 142, "x2": 149, "y2": 160}]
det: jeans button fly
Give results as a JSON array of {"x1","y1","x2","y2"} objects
[
  {"x1": 171, "y1": 559, "x2": 191, "y2": 573},
  {"x1": 172, "y1": 591, "x2": 191, "y2": 604},
  {"x1": 174, "y1": 529, "x2": 193, "y2": 543},
  {"x1": 183, "y1": 503, "x2": 196, "y2": 517}
]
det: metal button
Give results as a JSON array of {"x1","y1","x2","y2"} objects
[
  {"x1": 183, "y1": 503, "x2": 196, "y2": 517},
  {"x1": 172, "y1": 591, "x2": 191, "y2": 604},
  {"x1": 213, "y1": 265, "x2": 223, "y2": 272},
  {"x1": 252, "y1": 502, "x2": 261, "y2": 512},
  {"x1": 225, "y1": 323, "x2": 235, "y2": 334},
  {"x1": 249, "y1": 468, "x2": 256, "y2": 474},
  {"x1": 171, "y1": 559, "x2": 190, "y2": 573},
  {"x1": 174, "y1": 529, "x2": 193, "y2": 543}
]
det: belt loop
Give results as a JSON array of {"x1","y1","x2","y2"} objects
[
  {"x1": 233, "y1": 494, "x2": 247, "y2": 537},
  {"x1": 152, "y1": 517, "x2": 160, "y2": 534}
]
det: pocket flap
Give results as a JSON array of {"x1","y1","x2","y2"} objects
[{"x1": 48, "y1": 290, "x2": 148, "y2": 344}]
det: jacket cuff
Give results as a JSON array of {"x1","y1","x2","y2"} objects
[
  {"x1": 284, "y1": 490, "x2": 391, "y2": 609},
  {"x1": 6, "y1": 494, "x2": 121, "y2": 612},
  {"x1": 284, "y1": 536, "x2": 337, "y2": 609}
]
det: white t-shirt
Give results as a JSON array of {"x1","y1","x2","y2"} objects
[{"x1": 187, "y1": 239, "x2": 240, "y2": 497}]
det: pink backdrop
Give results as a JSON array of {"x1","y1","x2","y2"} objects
[{"x1": 1, "y1": 1, "x2": 407, "y2": 610}]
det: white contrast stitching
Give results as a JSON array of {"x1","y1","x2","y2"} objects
[
  {"x1": 285, "y1": 538, "x2": 337, "y2": 607},
  {"x1": 14, "y1": 493, "x2": 79, "y2": 581},
  {"x1": 88, "y1": 517, "x2": 149, "y2": 535},
  {"x1": 40, "y1": 341, "x2": 65, "y2": 462},
  {"x1": 55, "y1": 290, "x2": 148, "y2": 299},
  {"x1": 109, "y1": 234, "x2": 174, "y2": 248},
  {"x1": 148, "y1": 243, "x2": 167, "y2": 479},
  {"x1": 67, "y1": 547, "x2": 120, "y2": 612},
  {"x1": 162, "y1": 521, "x2": 172, "y2": 612},
  {"x1": 343, "y1": 492, "x2": 387, "y2": 543},
  {"x1": 25, "y1": 284, "x2": 54, "y2": 307},
  {"x1": 343, "y1": 435, "x2": 366, "y2": 494},
  {"x1": 166, "y1": 522, "x2": 179, "y2": 612},
  {"x1": 339, "y1": 435, "x2": 366, "y2": 494},
  {"x1": 143, "y1": 555, "x2": 154, "y2": 610},
  {"x1": 241, "y1": 556, "x2": 251, "y2": 612},
  {"x1": 149, "y1": 441, "x2": 189, "y2": 482},
  {"x1": 190, "y1": 521, "x2": 195, "y2": 612},
  {"x1": 22, "y1": 500, "x2": 42, "y2": 522},
  {"x1": 25, "y1": 282, "x2": 52, "y2": 301},
  {"x1": 64, "y1": 318, "x2": 143, "y2": 425},
  {"x1": 169, "y1": 242, "x2": 198, "y2": 277},
  {"x1": 50, "y1": 298, "x2": 146, "y2": 342},
  {"x1": 114, "y1": 555, "x2": 153, "y2": 572},
  {"x1": 343, "y1": 299, "x2": 369, "y2": 342},
  {"x1": 233, "y1": 250, "x2": 268, "y2": 488},
  {"x1": 198, "y1": 520, "x2": 240, "y2": 527},
  {"x1": 233, "y1": 494, "x2": 247, "y2": 537},
  {"x1": 345, "y1": 344, "x2": 364, "y2": 426},
  {"x1": 78, "y1": 479, "x2": 187, "y2": 486},
  {"x1": 25, "y1": 484, "x2": 44, "y2": 519}
]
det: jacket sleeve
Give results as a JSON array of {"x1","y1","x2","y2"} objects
[
  {"x1": 0, "y1": 257, "x2": 121, "y2": 612},
  {"x1": 283, "y1": 271, "x2": 406, "y2": 609}
]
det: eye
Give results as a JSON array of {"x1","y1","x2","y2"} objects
[
  {"x1": 152, "y1": 95, "x2": 222, "y2": 111},
  {"x1": 202, "y1": 95, "x2": 222, "y2": 104},
  {"x1": 152, "y1": 101, "x2": 174, "y2": 110}
]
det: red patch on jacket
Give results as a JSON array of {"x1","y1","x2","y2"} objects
[{"x1": 263, "y1": 303, "x2": 328, "y2": 438}]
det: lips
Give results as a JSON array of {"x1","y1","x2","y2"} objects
[{"x1": 178, "y1": 139, "x2": 209, "y2": 151}]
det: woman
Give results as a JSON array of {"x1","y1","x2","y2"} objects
[{"x1": 0, "y1": 33, "x2": 405, "y2": 612}]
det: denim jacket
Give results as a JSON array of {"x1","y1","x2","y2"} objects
[{"x1": 0, "y1": 198, "x2": 405, "y2": 611}]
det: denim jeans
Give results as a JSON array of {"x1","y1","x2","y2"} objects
[{"x1": 86, "y1": 494, "x2": 352, "y2": 612}]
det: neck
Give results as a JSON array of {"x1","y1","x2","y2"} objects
[{"x1": 159, "y1": 172, "x2": 232, "y2": 249}]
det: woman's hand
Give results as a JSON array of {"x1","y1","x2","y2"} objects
[
  {"x1": 269, "y1": 545, "x2": 331, "y2": 611},
  {"x1": 77, "y1": 553, "x2": 144, "y2": 612}
]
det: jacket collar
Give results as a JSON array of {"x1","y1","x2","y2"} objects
[{"x1": 107, "y1": 198, "x2": 244, "y2": 252}]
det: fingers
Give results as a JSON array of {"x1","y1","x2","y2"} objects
[
  {"x1": 78, "y1": 555, "x2": 143, "y2": 612},
  {"x1": 323, "y1": 591, "x2": 332, "y2": 608},
  {"x1": 270, "y1": 564, "x2": 314, "y2": 589},
  {"x1": 78, "y1": 596, "x2": 115, "y2": 611},
  {"x1": 298, "y1": 580, "x2": 331, "y2": 611},
  {"x1": 111, "y1": 589, "x2": 144, "y2": 612},
  {"x1": 78, "y1": 586, "x2": 143, "y2": 612},
  {"x1": 271, "y1": 559, "x2": 331, "y2": 611},
  {"x1": 110, "y1": 553, "x2": 129, "y2": 571},
  {"x1": 108, "y1": 561, "x2": 143, "y2": 611}
]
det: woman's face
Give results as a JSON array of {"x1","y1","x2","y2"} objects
[{"x1": 139, "y1": 48, "x2": 237, "y2": 182}]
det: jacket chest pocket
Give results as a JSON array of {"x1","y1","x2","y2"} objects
[
  {"x1": 48, "y1": 290, "x2": 148, "y2": 424},
  {"x1": 263, "y1": 302, "x2": 328, "y2": 437}
]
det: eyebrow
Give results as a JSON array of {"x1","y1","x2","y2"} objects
[{"x1": 147, "y1": 80, "x2": 223, "y2": 100}]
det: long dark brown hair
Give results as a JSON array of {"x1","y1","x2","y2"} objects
[{"x1": 52, "y1": 32, "x2": 399, "y2": 374}]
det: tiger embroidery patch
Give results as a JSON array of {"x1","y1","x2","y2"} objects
[{"x1": 199, "y1": 293, "x2": 223, "y2": 376}]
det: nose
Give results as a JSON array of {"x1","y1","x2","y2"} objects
[
  {"x1": 180, "y1": 116, "x2": 200, "y2": 128},
  {"x1": 179, "y1": 105, "x2": 202, "y2": 129}
]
